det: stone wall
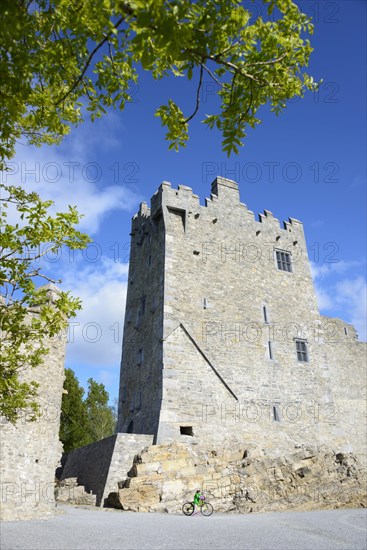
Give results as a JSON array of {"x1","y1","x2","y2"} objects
[
  {"x1": 116, "y1": 201, "x2": 165, "y2": 437},
  {"x1": 0, "y1": 295, "x2": 66, "y2": 520},
  {"x1": 60, "y1": 433, "x2": 153, "y2": 506}
]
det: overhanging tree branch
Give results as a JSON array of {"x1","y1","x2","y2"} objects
[
  {"x1": 55, "y1": 16, "x2": 126, "y2": 107},
  {"x1": 184, "y1": 64, "x2": 203, "y2": 123}
]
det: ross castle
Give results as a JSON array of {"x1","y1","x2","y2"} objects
[
  {"x1": 117, "y1": 177, "x2": 366, "y2": 462},
  {"x1": 2, "y1": 177, "x2": 366, "y2": 519}
]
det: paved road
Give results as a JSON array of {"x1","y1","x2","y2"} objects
[{"x1": 1, "y1": 506, "x2": 366, "y2": 550}]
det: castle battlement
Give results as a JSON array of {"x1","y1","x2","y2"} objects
[{"x1": 133, "y1": 177, "x2": 306, "y2": 244}]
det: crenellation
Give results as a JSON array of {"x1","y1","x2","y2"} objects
[
  {"x1": 138, "y1": 201, "x2": 150, "y2": 217},
  {"x1": 177, "y1": 184, "x2": 192, "y2": 192}
]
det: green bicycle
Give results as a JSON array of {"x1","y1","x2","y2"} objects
[{"x1": 182, "y1": 499, "x2": 214, "y2": 516}]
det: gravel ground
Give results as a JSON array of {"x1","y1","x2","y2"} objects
[{"x1": 1, "y1": 506, "x2": 366, "y2": 550}]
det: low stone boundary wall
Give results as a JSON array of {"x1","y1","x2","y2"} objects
[{"x1": 61, "y1": 433, "x2": 153, "y2": 506}]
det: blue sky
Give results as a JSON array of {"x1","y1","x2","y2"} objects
[{"x1": 4, "y1": 0, "x2": 366, "y2": 402}]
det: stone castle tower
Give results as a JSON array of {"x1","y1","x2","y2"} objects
[
  {"x1": 0, "y1": 284, "x2": 67, "y2": 520},
  {"x1": 117, "y1": 178, "x2": 366, "y2": 465}
]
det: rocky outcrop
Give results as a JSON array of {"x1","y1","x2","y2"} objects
[
  {"x1": 231, "y1": 448, "x2": 366, "y2": 513},
  {"x1": 106, "y1": 443, "x2": 367, "y2": 513}
]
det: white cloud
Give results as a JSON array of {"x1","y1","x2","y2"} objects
[
  {"x1": 310, "y1": 259, "x2": 367, "y2": 340},
  {"x1": 313, "y1": 286, "x2": 334, "y2": 310},
  {"x1": 310, "y1": 260, "x2": 364, "y2": 281},
  {"x1": 62, "y1": 257, "x2": 129, "y2": 370},
  {"x1": 334, "y1": 277, "x2": 367, "y2": 340},
  {"x1": 2, "y1": 118, "x2": 142, "y2": 235}
]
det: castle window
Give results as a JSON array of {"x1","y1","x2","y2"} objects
[
  {"x1": 268, "y1": 341, "x2": 274, "y2": 360},
  {"x1": 167, "y1": 207, "x2": 186, "y2": 231},
  {"x1": 180, "y1": 426, "x2": 193, "y2": 436},
  {"x1": 141, "y1": 295, "x2": 146, "y2": 316},
  {"x1": 263, "y1": 305, "x2": 269, "y2": 323},
  {"x1": 295, "y1": 339, "x2": 309, "y2": 362},
  {"x1": 275, "y1": 250, "x2": 292, "y2": 272},
  {"x1": 127, "y1": 421, "x2": 134, "y2": 433},
  {"x1": 344, "y1": 327, "x2": 348, "y2": 336},
  {"x1": 137, "y1": 348, "x2": 144, "y2": 365},
  {"x1": 150, "y1": 296, "x2": 158, "y2": 313},
  {"x1": 135, "y1": 309, "x2": 141, "y2": 327},
  {"x1": 122, "y1": 386, "x2": 127, "y2": 402},
  {"x1": 148, "y1": 255, "x2": 152, "y2": 266},
  {"x1": 273, "y1": 405, "x2": 280, "y2": 422},
  {"x1": 135, "y1": 390, "x2": 142, "y2": 410}
]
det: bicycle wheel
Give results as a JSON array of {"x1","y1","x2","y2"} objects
[
  {"x1": 201, "y1": 502, "x2": 213, "y2": 516},
  {"x1": 182, "y1": 502, "x2": 195, "y2": 516}
]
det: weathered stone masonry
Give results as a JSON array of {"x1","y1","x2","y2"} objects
[
  {"x1": 0, "y1": 285, "x2": 66, "y2": 521},
  {"x1": 117, "y1": 177, "x2": 366, "y2": 467}
]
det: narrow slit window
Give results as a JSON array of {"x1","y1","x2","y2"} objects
[
  {"x1": 263, "y1": 305, "x2": 269, "y2": 323},
  {"x1": 137, "y1": 348, "x2": 144, "y2": 365},
  {"x1": 135, "y1": 390, "x2": 142, "y2": 410},
  {"x1": 135, "y1": 309, "x2": 141, "y2": 327},
  {"x1": 268, "y1": 341, "x2": 273, "y2": 360},
  {"x1": 273, "y1": 405, "x2": 280, "y2": 422}
]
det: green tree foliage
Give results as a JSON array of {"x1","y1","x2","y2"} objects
[
  {"x1": 0, "y1": 186, "x2": 90, "y2": 422},
  {"x1": 60, "y1": 369, "x2": 115, "y2": 452},
  {"x1": 1, "y1": 0, "x2": 317, "y2": 162},
  {"x1": 85, "y1": 378, "x2": 116, "y2": 442},
  {"x1": 59, "y1": 368, "x2": 90, "y2": 452}
]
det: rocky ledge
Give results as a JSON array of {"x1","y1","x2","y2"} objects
[{"x1": 106, "y1": 442, "x2": 367, "y2": 513}]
